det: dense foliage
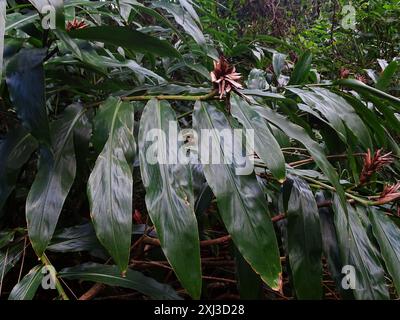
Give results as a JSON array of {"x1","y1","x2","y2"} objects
[{"x1": 0, "y1": 0, "x2": 399, "y2": 300}]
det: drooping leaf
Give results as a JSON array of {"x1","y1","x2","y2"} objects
[
  {"x1": 272, "y1": 52, "x2": 286, "y2": 78},
  {"x1": 26, "y1": 105, "x2": 84, "y2": 256},
  {"x1": 59, "y1": 263, "x2": 182, "y2": 300},
  {"x1": 8, "y1": 265, "x2": 44, "y2": 300},
  {"x1": 28, "y1": 0, "x2": 65, "y2": 30},
  {"x1": 0, "y1": 230, "x2": 16, "y2": 249},
  {"x1": 246, "y1": 69, "x2": 269, "y2": 90},
  {"x1": 48, "y1": 222, "x2": 104, "y2": 254},
  {"x1": 341, "y1": 93, "x2": 387, "y2": 147},
  {"x1": 0, "y1": 242, "x2": 24, "y2": 277},
  {"x1": 312, "y1": 88, "x2": 372, "y2": 150},
  {"x1": 139, "y1": 99, "x2": 201, "y2": 299},
  {"x1": 193, "y1": 101, "x2": 281, "y2": 289},
  {"x1": 178, "y1": 0, "x2": 201, "y2": 24},
  {"x1": 284, "y1": 176, "x2": 322, "y2": 299},
  {"x1": 68, "y1": 26, "x2": 180, "y2": 58},
  {"x1": 332, "y1": 197, "x2": 389, "y2": 300},
  {"x1": 288, "y1": 88, "x2": 347, "y2": 140},
  {"x1": 127, "y1": 1, "x2": 183, "y2": 37},
  {"x1": 234, "y1": 246, "x2": 263, "y2": 299},
  {"x1": 6, "y1": 48, "x2": 50, "y2": 144},
  {"x1": 289, "y1": 87, "x2": 373, "y2": 150},
  {"x1": 230, "y1": 93, "x2": 286, "y2": 181},
  {"x1": 252, "y1": 104, "x2": 348, "y2": 217},
  {"x1": 336, "y1": 79, "x2": 400, "y2": 108},
  {"x1": 376, "y1": 60, "x2": 398, "y2": 92},
  {"x1": 87, "y1": 98, "x2": 135, "y2": 273},
  {"x1": 288, "y1": 51, "x2": 312, "y2": 85},
  {"x1": 0, "y1": 127, "x2": 38, "y2": 215},
  {"x1": 152, "y1": 1, "x2": 205, "y2": 45},
  {"x1": 369, "y1": 208, "x2": 400, "y2": 295},
  {"x1": 316, "y1": 192, "x2": 353, "y2": 299}
]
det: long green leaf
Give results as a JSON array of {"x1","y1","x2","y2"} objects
[
  {"x1": 59, "y1": 263, "x2": 182, "y2": 300},
  {"x1": 0, "y1": 127, "x2": 38, "y2": 215},
  {"x1": 288, "y1": 51, "x2": 312, "y2": 85},
  {"x1": 284, "y1": 176, "x2": 322, "y2": 299},
  {"x1": 312, "y1": 88, "x2": 372, "y2": 150},
  {"x1": 8, "y1": 265, "x2": 44, "y2": 300},
  {"x1": 0, "y1": 242, "x2": 24, "y2": 277},
  {"x1": 336, "y1": 79, "x2": 400, "y2": 108},
  {"x1": 230, "y1": 93, "x2": 286, "y2": 181},
  {"x1": 87, "y1": 98, "x2": 135, "y2": 273},
  {"x1": 234, "y1": 246, "x2": 263, "y2": 299},
  {"x1": 288, "y1": 88, "x2": 347, "y2": 140},
  {"x1": 68, "y1": 26, "x2": 180, "y2": 58},
  {"x1": 138, "y1": 99, "x2": 201, "y2": 299},
  {"x1": 289, "y1": 87, "x2": 372, "y2": 150},
  {"x1": 332, "y1": 197, "x2": 389, "y2": 300},
  {"x1": 376, "y1": 60, "x2": 398, "y2": 92},
  {"x1": 317, "y1": 192, "x2": 353, "y2": 299},
  {"x1": 152, "y1": 1, "x2": 205, "y2": 45},
  {"x1": 26, "y1": 105, "x2": 84, "y2": 256},
  {"x1": 193, "y1": 101, "x2": 281, "y2": 289},
  {"x1": 0, "y1": 230, "x2": 15, "y2": 249},
  {"x1": 6, "y1": 48, "x2": 50, "y2": 145},
  {"x1": 369, "y1": 208, "x2": 400, "y2": 295},
  {"x1": 272, "y1": 52, "x2": 286, "y2": 78},
  {"x1": 252, "y1": 104, "x2": 348, "y2": 217}
]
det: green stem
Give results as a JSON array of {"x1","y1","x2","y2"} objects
[
  {"x1": 122, "y1": 89, "x2": 218, "y2": 102},
  {"x1": 302, "y1": 176, "x2": 374, "y2": 206},
  {"x1": 40, "y1": 254, "x2": 69, "y2": 300}
]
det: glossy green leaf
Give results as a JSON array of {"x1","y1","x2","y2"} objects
[
  {"x1": 128, "y1": 1, "x2": 182, "y2": 37},
  {"x1": 0, "y1": 242, "x2": 24, "y2": 277},
  {"x1": 288, "y1": 88, "x2": 347, "y2": 140},
  {"x1": 376, "y1": 60, "x2": 398, "y2": 92},
  {"x1": 284, "y1": 176, "x2": 322, "y2": 299},
  {"x1": 341, "y1": 93, "x2": 387, "y2": 147},
  {"x1": 193, "y1": 101, "x2": 281, "y2": 289},
  {"x1": 272, "y1": 52, "x2": 286, "y2": 78},
  {"x1": 252, "y1": 104, "x2": 348, "y2": 217},
  {"x1": 8, "y1": 265, "x2": 44, "y2": 300},
  {"x1": 68, "y1": 26, "x2": 180, "y2": 58},
  {"x1": 332, "y1": 197, "x2": 389, "y2": 300},
  {"x1": 26, "y1": 105, "x2": 84, "y2": 256},
  {"x1": 317, "y1": 192, "x2": 353, "y2": 299},
  {"x1": 153, "y1": 1, "x2": 205, "y2": 45},
  {"x1": 289, "y1": 87, "x2": 373, "y2": 150},
  {"x1": 0, "y1": 230, "x2": 15, "y2": 249},
  {"x1": 230, "y1": 93, "x2": 286, "y2": 181},
  {"x1": 139, "y1": 99, "x2": 201, "y2": 299},
  {"x1": 234, "y1": 246, "x2": 263, "y2": 299},
  {"x1": 246, "y1": 69, "x2": 269, "y2": 90},
  {"x1": 288, "y1": 51, "x2": 312, "y2": 85},
  {"x1": 48, "y1": 223, "x2": 103, "y2": 254},
  {"x1": 0, "y1": 127, "x2": 38, "y2": 215},
  {"x1": 87, "y1": 98, "x2": 135, "y2": 273},
  {"x1": 239, "y1": 89, "x2": 285, "y2": 100},
  {"x1": 369, "y1": 208, "x2": 400, "y2": 295},
  {"x1": 179, "y1": 0, "x2": 200, "y2": 24},
  {"x1": 312, "y1": 88, "x2": 372, "y2": 150},
  {"x1": 29, "y1": 0, "x2": 65, "y2": 30},
  {"x1": 59, "y1": 263, "x2": 182, "y2": 300},
  {"x1": 336, "y1": 79, "x2": 400, "y2": 108},
  {"x1": 6, "y1": 48, "x2": 50, "y2": 145}
]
